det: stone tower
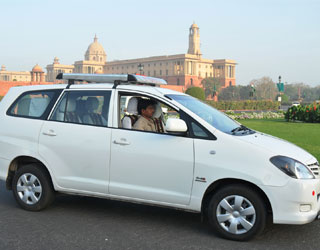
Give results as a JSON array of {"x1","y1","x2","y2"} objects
[{"x1": 187, "y1": 22, "x2": 201, "y2": 56}]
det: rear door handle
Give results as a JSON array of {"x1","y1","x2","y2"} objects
[
  {"x1": 113, "y1": 139, "x2": 130, "y2": 146},
  {"x1": 42, "y1": 130, "x2": 57, "y2": 137}
]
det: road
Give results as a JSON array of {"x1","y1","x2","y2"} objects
[{"x1": 0, "y1": 180, "x2": 319, "y2": 250}]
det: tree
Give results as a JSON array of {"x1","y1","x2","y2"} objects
[
  {"x1": 250, "y1": 77, "x2": 277, "y2": 100},
  {"x1": 239, "y1": 85, "x2": 252, "y2": 100},
  {"x1": 219, "y1": 86, "x2": 240, "y2": 101},
  {"x1": 218, "y1": 85, "x2": 251, "y2": 101},
  {"x1": 201, "y1": 77, "x2": 223, "y2": 98},
  {"x1": 284, "y1": 83, "x2": 320, "y2": 103},
  {"x1": 277, "y1": 94, "x2": 289, "y2": 104},
  {"x1": 185, "y1": 87, "x2": 205, "y2": 101}
]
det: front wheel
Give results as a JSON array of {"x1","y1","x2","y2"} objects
[
  {"x1": 207, "y1": 184, "x2": 267, "y2": 241},
  {"x1": 12, "y1": 164, "x2": 55, "y2": 211}
]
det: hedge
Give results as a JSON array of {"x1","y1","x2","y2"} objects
[
  {"x1": 285, "y1": 104, "x2": 320, "y2": 123},
  {"x1": 206, "y1": 100, "x2": 279, "y2": 111}
]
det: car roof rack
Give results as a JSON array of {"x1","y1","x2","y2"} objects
[{"x1": 56, "y1": 73, "x2": 167, "y2": 89}]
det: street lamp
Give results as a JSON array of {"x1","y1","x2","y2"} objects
[
  {"x1": 212, "y1": 83, "x2": 217, "y2": 97},
  {"x1": 250, "y1": 82, "x2": 255, "y2": 98},
  {"x1": 277, "y1": 75, "x2": 284, "y2": 109},
  {"x1": 138, "y1": 63, "x2": 144, "y2": 75}
]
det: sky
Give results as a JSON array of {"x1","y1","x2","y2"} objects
[{"x1": 0, "y1": 0, "x2": 319, "y2": 86}]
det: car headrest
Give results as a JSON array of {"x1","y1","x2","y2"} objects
[
  {"x1": 63, "y1": 98, "x2": 77, "y2": 113},
  {"x1": 59, "y1": 98, "x2": 67, "y2": 112},
  {"x1": 153, "y1": 102, "x2": 163, "y2": 119},
  {"x1": 85, "y1": 97, "x2": 99, "y2": 112},
  {"x1": 127, "y1": 97, "x2": 138, "y2": 114}
]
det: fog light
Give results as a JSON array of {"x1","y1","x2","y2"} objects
[{"x1": 300, "y1": 204, "x2": 311, "y2": 212}]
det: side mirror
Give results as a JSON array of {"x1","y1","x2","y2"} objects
[{"x1": 165, "y1": 118, "x2": 188, "y2": 133}]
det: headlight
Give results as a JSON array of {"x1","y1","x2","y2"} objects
[{"x1": 270, "y1": 156, "x2": 315, "y2": 179}]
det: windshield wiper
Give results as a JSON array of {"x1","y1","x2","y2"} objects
[{"x1": 231, "y1": 125, "x2": 250, "y2": 134}]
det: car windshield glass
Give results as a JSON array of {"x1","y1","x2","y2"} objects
[{"x1": 167, "y1": 94, "x2": 252, "y2": 135}]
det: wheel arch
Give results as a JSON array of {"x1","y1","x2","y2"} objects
[
  {"x1": 6, "y1": 155, "x2": 54, "y2": 191},
  {"x1": 201, "y1": 178, "x2": 273, "y2": 217}
]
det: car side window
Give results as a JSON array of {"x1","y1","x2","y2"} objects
[
  {"x1": 119, "y1": 93, "x2": 180, "y2": 133},
  {"x1": 118, "y1": 92, "x2": 215, "y2": 140},
  {"x1": 191, "y1": 122, "x2": 211, "y2": 138},
  {"x1": 50, "y1": 90, "x2": 111, "y2": 127},
  {"x1": 7, "y1": 90, "x2": 59, "y2": 119},
  {"x1": 179, "y1": 111, "x2": 216, "y2": 140}
]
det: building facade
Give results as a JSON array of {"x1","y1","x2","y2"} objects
[
  {"x1": 46, "y1": 57, "x2": 74, "y2": 82},
  {"x1": 0, "y1": 65, "x2": 31, "y2": 82},
  {"x1": 45, "y1": 23, "x2": 236, "y2": 90},
  {"x1": 0, "y1": 64, "x2": 47, "y2": 82},
  {"x1": 104, "y1": 23, "x2": 236, "y2": 89}
]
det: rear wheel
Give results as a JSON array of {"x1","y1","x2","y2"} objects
[
  {"x1": 12, "y1": 164, "x2": 55, "y2": 211},
  {"x1": 207, "y1": 184, "x2": 267, "y2": 241}
]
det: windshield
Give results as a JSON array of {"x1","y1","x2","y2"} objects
[{"x1": 168, "y1": 94, "x2": 251, "y2": 135}]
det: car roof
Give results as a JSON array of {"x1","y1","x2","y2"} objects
[
  {"x1": 9, "y1": 82, "x2": 186, "y2": 97},
  {"x1": 70, "y1": 83, "x2": 187, "y2": 97}
]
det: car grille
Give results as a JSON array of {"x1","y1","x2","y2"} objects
[{"x1": 308, "y1": 162, "x2": 320, "y2": 177}]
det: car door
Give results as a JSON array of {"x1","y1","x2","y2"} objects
[
  {"x1": 38, "y1": 90, "x2": 113, "y2": 195},
  {"x1": 109, "y1": 91, "x2": 194, "y2": 205}
]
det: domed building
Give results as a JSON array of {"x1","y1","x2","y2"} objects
[
  {"x1": 31, "y1": 64, "x2": 46, "y2": 82},
  {"x1": 85, "y1": 35, "x2": 107, "y2": 62},
  {"x1": 74, "y1": 35, "x2": 106, "y2": 74},
  {"x1": 44, "y1": 23, "x2": 236, "y2": 91}
]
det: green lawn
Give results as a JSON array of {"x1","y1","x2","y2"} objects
[{"x1": 240, "y1": 119, "x2": 320, "y2": 162}]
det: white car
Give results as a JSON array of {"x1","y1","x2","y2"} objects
[
  {"x1": 0, "y1": 74, "x2": 319, "y2": 241},
  {"x1": 292, "y1": 101, "x2": 300, "y2": 107}
]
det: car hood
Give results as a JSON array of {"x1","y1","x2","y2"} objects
[{"x1": 235, "y1": 131, "x2": 316, "y2": 165}]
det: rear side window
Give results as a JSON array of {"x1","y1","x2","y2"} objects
[
  {"x1": 50, "y1": 90, "x2": 111, "y2": 127},
  {"x1": 7, "y1": 90, "x2": 61, "y2": 119}
]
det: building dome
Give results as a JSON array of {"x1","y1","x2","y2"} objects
[
  {"x1": 32, "y1": 64, "x2": 43, "y2": 72},
  {"x1": 85, "y1": 35, "x2": 107, "y2": 63},
  {"x1": 94, "y1": 69, "x2": 103, "y2": 74},
  {"x1": 1, "y1": 65, "x2": 6, "y2": 71},
  {"x1": 53, "y1": 57, "x2": 60, "y2": 64}
]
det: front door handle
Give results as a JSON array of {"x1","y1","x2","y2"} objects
[
  {"x1": 113, "y1": 139, "x2": 130, "y2": 146},
  {"x1": 42, "y1": 129, "x2": 57, "y2": 137}
]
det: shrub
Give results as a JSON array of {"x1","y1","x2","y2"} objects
[
  {"x1": 285, "y1": 104, "x2": 320, "y2": 123},
  {"x1": 185, "y1": 87, "x2": 205, "y2": 101},
  {"x1": 0, "y1": 96, "x2": 2, "y2": 101}
]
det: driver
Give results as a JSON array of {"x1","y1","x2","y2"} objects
[{"x1": 133, "y1": 99, "x2": 157, "y2": 132}]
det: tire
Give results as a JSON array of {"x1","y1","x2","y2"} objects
[
  {"x1": 207, "y1": 184, "x2": 267, "y2": 241},
  {"x1": 12, "y1": 164, "x2": 55, "y2": 211}
]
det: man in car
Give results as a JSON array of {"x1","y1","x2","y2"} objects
[{"x1": 133, "y1": 99, "x2": 157, "y2": 132}]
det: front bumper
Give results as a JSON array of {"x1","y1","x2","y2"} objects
[{"x1": 261, "y1": 178, "x2": 320, "y2": 224}]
